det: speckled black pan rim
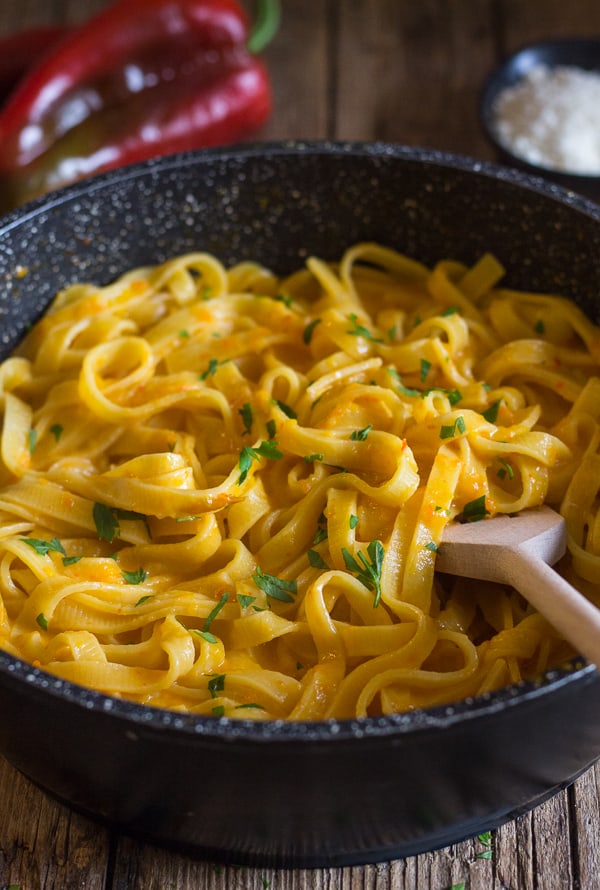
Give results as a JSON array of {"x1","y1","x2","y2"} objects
[
  {"x1": 0, "y1": 140, "x2": 598, "y2": 743},
  {"x1": 1, "y1": 139, "x2": 600, "y2": 234}
]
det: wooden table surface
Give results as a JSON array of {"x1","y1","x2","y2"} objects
[{"x1": 1, "y1": 1, "x2": 600, "y2": 888}]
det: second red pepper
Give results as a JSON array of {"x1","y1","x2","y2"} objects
[{"x1": 0, "y1": 0, "x2": 275, "y2": 211}]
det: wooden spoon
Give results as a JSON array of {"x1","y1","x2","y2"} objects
[{"x1": 437, "y1": 505, "x2": 600, "y2": 666}]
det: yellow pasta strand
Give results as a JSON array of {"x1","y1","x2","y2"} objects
[{"x1": 0, "y1": 243, "x2": 597, "y2": 720}]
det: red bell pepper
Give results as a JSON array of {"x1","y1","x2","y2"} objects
[
  {"x1": 0, "y1": 0, "x2": 277, "y2": 211},
  {"x1": 0, "y1": 24, "x2": 70, "y2": 106}
]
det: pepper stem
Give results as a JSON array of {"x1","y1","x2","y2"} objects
[{"x1": 247, "y1": 0, "x2": 281, "y2": 53}]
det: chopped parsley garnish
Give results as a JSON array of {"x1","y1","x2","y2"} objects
[
  {"x1": 27, "y1": 429, "x2": 37, "y2": 454},
  {"x1": 303, "y1": 318, "x2": 321, "y2": 344},
  {"x1": 36, "y1": 613, "x2": 49, "y2": 630},
  {"x1": 22, "y1": 536, "x2": 66, "y2": 557},
  {"x1": 304, "y1": 453, "x2": 324, "y2": 463},
  {"x1": 420, "y1": 358, "x2": 431, "y2": 382},
  {"x1": 235, "y1": 703, "x2": 265, "y2": 711},
  {"x1": 135, "y1": 594, "x2": 153, "y2": 606},
  {"x1": 199, "y1": 357, "x2": 220, "y2": 379},
  {"x1": 497, "y1": 459, "x2": 515, "y2": 480},
  {"x1": 195, "y1": 630, "x2": 218, "y2": 644},
  {"x1": 341, "y1": 540, "x2": 385, "y2": 607},
  {"x1": 212, "y1": 705, "x2": 225, "y2": 717},
  {"x1": 179, "y1": 329, "x2": 190, "y2": 338},
  {"x1": 313, "y1": 512, "x2": 328, "y2": 545},
  {"x1": 252, "y1": 567, "x2": 297, "y2": 603},
  {"x1": 93, "y1": 502, "x2": 120, "y2": 543},
  {"x1": 237, "y1": 593, "x2": 257, "y2": 609},
  {"x1": 441, "y1": 306, "x2": 459, "y2": 316},
  {"x1": 266, "y1": 419, "x2": 277, "y2": 439},
  {"x1": 476, "y1": 830, "x2": 493, "y2": 859},
  {"x1": 482, "y1": 400, "x2": 502, "y2": 423},
  {"x1": 62, "y1": 555, "x2": 82, "y2": 566},
  {"x1": 92, "y1": 504, "x2": 150, "y2": 542},
  {"x1": 273, "y1": 399, "x2": 297, "y2": 419},
  {"x1": 445, "y1": 388, "x2": 463, "y2": 406},
  {"x1": 350, "y1": 424, "x2": 372, "y2": 441},
  {"x1": 534, "y1": 319, "x2": 545, "y2": 335},
  {"x1": 203, "y1": 592, "x2": 229, "y2": 634},
  {"x1": 307, "y1": 549, "x2": 329, "y2": 569},
  {"x1": 347, "y1": 313, "x2": 383, "y2": 343},
  {"x1": 208, "y1": 673, "x2": 226, "y2": 698},
  {"x1": 388, "y1": 368, "x2": 420, "y2": 397},
  {"x1": 349, "y1": 514, "x2": 359, "y2": 529},
  {"x1": 440, "y1": 416, "x2": 467, "y2": 439},
  {"x1": 239, "y1": 402, "x2": 254, "y2": 435},
  {"x1": 461, "y1": 495, "x2": 490, "y2": 523},
  {"x1": 238, "y1": 440, "x2": 284, "y2": 484},
  {"x1": 274, "y1": 293, "x2": 293, "y2": 308},
  {"x1": 50, "y1": 423, "x2": 64, "y2": 442},
  {"x1": 122, "y1": 567, "x2": 147, "y2": 585},
  {"x1": 425, "y1": 541, "x2": 439, "y2": 552}
]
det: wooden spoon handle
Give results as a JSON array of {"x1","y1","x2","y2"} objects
[{"x1": 501, "y1": 550, "x2": 600, "y2": 666}]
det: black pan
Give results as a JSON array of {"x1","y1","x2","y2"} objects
[{"x1": 0, "y1": 142, "x2": 599, "y2": 868}]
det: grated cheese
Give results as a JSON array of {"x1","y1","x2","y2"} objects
[{"x1": 493, "y1": 64, "x2": 600, "y2": 175}]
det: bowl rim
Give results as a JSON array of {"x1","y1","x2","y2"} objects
[{"x1": 0, "y1": 139, "x2": 599, "y2": 743}]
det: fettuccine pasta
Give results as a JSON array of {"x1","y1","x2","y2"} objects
[{"x1": 0, "y1": 243, "x2": 599, "y2": 719}]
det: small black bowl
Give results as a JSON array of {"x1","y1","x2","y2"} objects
[{"x1": 480, "y1": 38, "x2": 600, "y2": 201}]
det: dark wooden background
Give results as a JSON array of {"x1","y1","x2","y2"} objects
[{"x1": 1, "y1": 1, "x2": 600, "y2": 888}]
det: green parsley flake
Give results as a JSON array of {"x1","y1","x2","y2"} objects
[
  {"x1": 534, "y1": 319, "x2": 545, "y2": 335},
  {"x1": 425, "y1": 541, "x2": 439, "y2": 552},
  {"x1": 22, "y1": 536, "x2": 66, "y2": 557},
  {"x1": 342, "y1": 541, "x2": 385, "y2": 607},
  {"x1": 273, "y1": 399, "x2": 297, "y2": 419},
  {"x1": 204, "y1": 592, "x2": 229, "y2": 633},
  {"x1": 266, "y1": 419, "x2": 277, "y2": 439},
  {"x1": 420, "y1": 358, "x2": 431, "y2": 382},
  {"x1": 62, "y1": 555, "x2": 82, "y2": 566},
  {"x1": 440, "y1": 416, "x2": 467, "y2": 439},
  {"x1": 36, "y1": 612, "x2": 49, "y2": 631},
  {"x1": 313, "y1": 513, "x2": 328, "y2": 545},
  {"x1": 497, "y1": 459, "x2": 515, "y2": 480},
  {"x1": 303, "y1": 318, "x2": 322, "y2": 344},
  {"x1": 122, "y1": 567, "x2": 148, "y2": 585},
  {"x1": 349, "y1": 514, "x2": 359, "y2": 529},
  {"x1": 304, "y1": 453, "x2": 324, "y2": 463},
  {"x1": 347, "y1": 313, "x2": 383, "y2": 343},
  {"x1": 482, "y1": 399, "x2": 502, "y2": 423},
  {"x1": 239, "y1": 402, "x2": 254, "y2": 435},
  {"x1": 50, "y1": 423, "x2": 64, "y2": 442},
  {"x1": 462, "y1": 495, "x2": 490, "y2": 523},
  {"x1": 252, "y1": 567, "x2": 297, "y2": 603},
  {"x1": 199, "y1": 357, "x2": 220, "y2": 380},
  {"x1": 135, "y1": 594, "x2": 154, "y2": 607},
  {"x1": 27, "y1": 429, "x2": 37, "y2": 454},
  {"x1": 307, "y1": 549, "x2": 329, "y2": 569},
  {"x1": 208, "y1": 673, "x2": 226, "y2": 698},
  {"x1": 212, "y1": 705, "x2": 226, "y2": 717},
  {"x1": 238, "y1": 440, "x2": 284, "y2": 484},
  {"x1": 93, "y1": 502, "x2": 120, "y2": 543},
  {"x1": 194, "y1": 629, "x2": 218, "y2": 644},
  {"x1": 350, "y1": 424, "x2": 372, "y2": 441},
  {"x1": 237, "y1": 593, "x2": 257, "y2": 609}
]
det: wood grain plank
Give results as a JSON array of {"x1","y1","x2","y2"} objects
[
  {"x1": 0, "y1": 757, "x2": 110, "y2": 890},
  {"x1": 570, "y1": 762, "x2": 600, "y2": 890},
  {"x1": 333, "y1": 0, "x2": 497, "y2": 157},
  {"x1": 262, "y1": 0, "x2": 331, "y2": 140}
]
